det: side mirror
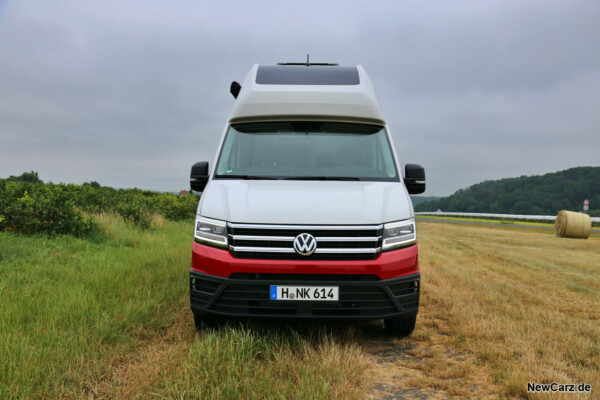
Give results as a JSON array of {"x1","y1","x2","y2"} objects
[
  {"x1": 190, "y1": 162, "x2": 209, "y2": 192},
  {"x1": 230, "y1": 81, "x2": 241, "y2": 99},
  {"x1": 404, "y1": 164, "x2": 426, "y2": 194}
]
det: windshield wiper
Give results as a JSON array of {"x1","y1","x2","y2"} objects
[
  {"x1": 215, "y1": 174, "x2": 279, "y2": 180},
  {"x1": 283, "y1": 176, "x2": 360, "y2": 181}
]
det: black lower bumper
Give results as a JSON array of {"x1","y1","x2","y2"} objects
[{"x1": 190, "y1": 271, "x2": 420, "y2": 320}]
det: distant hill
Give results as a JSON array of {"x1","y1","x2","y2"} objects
[
  {"x1": 415, "y1": 166, "x2": 600, "y2": 216},
  {"x1": 410, "y1": 196, "x2": 441, "y2": 206}
]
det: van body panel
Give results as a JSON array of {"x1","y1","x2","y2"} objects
[
  {"x1": 199, "y1": 180, "x2": 412, "y2": 225},
  {"x1": 229, "y1": 65, "x2": 385, "y2": 124}
]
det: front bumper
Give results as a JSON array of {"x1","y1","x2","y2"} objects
[
  {"x1": 190, "y1": 270, "x2": 420, "y2": 320},
  {"x1": 191, "y1": 241, "x2": 419, "y2": 280}
]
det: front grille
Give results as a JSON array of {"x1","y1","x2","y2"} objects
[
  {"x1": 228, "y1": 223, "x2": 383, "y2": 260},
  {"x1": 213, "y1": 284, "x2": 395, "y2": 316}
]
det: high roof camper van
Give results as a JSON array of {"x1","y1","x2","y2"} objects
[{"x1": 189, "y1": 61, "x2": 425, "y2": 336}]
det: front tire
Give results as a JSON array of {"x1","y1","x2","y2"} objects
[{"x1": 384, "y1": 315, "x2": 416, "y2": 337}]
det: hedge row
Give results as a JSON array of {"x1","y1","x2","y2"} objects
[{"x1": 0, "y1": 179, "x2": 199, "y2": 236}]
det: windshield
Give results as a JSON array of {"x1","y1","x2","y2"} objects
[{"x1": 214, "y1": 122, "x2": 399, "y2": 181}]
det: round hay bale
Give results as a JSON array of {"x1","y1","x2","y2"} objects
[{"x1": 554, "y1": 210, "x2": 591, "y2": 239}]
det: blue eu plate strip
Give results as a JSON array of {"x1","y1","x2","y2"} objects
[{"x1": 270, "y1": 286, "x2": 277, "y2": 300}]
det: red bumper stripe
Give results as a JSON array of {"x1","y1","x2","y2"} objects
[{"x1": 191, "y1": 242, "x2": 419, "y2": 280}]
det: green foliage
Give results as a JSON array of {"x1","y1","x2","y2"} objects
[
  {"x1": 83, "y1": 180, "x2": 101, "y2": 188},
  {"x1": 114, "y1": 195, "x2": 154, "y2": 230},
  {"x1": 410, "y1": 196, "x2": 441, "y2": 206},
  {"x1": 0, "y1": 176, "x2": 199, "y2": 236},
  {"x1": 416, "y1": 166, "x2": 600, "y2": 215},
  {"x1": 0, "y1": 180, "x2": 96, "y2": 236},
  {"x1": 157, "y1": 193, "x2": 201, "y2": 221},
  {"x1": 8, "y1": 170, "x2": 42, "y2": 184}
]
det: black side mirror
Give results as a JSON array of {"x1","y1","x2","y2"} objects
[
  {"x1": 404, "y1": 164, "x2": 426, "y2": 194},
  {"x1": 230, "y1": 81, "x2": 241, "y2": 99},
  {"x1": 190, "y1": 162, "x2": 210, "y2": 192}
]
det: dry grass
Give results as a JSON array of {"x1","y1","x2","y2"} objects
[
  {"x1": 401, "y1": 222, "x2": 600, "y2": 399},
  {"x1": 92, "y1": 313, "x2": 372, "y2": 400},
  {"x1": 150, "y1": 213, "x2": 167, "y2": 228}
]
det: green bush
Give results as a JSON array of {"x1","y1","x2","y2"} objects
[
  {"x1": 113, "y1": 195, "x2": 154, "y2": 230},
  {"x1": 158, "y1": 194, "x2": 199, "y2": 221},
  {"x1": 0, "y1": 177, "x2": 199, "y2": 236},
  {"x1": 0, "y1": 180, "x2": 96, "y2": 236},
  {"x1": 7, "y1": 170, "x2": 43, "y2": 183}
]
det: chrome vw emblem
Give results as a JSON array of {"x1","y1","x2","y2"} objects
[{"x1": 293, "y1": 233, "x2": 317, "y2": 256}]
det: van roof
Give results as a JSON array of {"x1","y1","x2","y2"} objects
[{"x1": 228, "y1": 64, "x2": 385, "y2": 125}]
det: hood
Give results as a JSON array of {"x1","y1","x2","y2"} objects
[{"x1": 198, "y1": 180, "x2": 413, "y2": 225}]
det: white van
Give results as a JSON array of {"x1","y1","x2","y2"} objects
[{"x1": 189, "y1": 62, "x2": 425, "y2": 336}]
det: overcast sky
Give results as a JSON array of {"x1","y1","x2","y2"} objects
[{"x1": 1, "y1": 0, "x2": 599, "y2": 196}]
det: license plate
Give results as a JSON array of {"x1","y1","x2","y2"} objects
[{"x1": 270, "y1": 286, "x2": 339, "y2": 301}]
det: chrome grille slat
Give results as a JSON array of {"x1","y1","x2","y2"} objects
[
  {"x1": 230, "y1": 246, "x2": 296, "y2": 253},
  {"x1": 232, "y1": 235, "x2": 295, "y2": 241},
  {"x1": 229, "y1": 223, "x2": 383, "y2": 230},
  {"x1": 315, "y1": 247, "x2": 381, "y2": 254},
  {"x1": 231, "y1": 236, "x2": 381, "y2": 242},
  {"x1": 230, "y1": 246, "x2": 381, "y2": 254},
  {"x1": 315, "y1": 236, "x2": 381, "y2": 242}
]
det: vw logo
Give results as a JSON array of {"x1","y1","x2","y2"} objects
[{"x1": 293, "y1": 233, "x2": 317, "y2": 256}]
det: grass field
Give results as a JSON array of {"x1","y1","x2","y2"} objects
[
  {"x1": 0, "y1": 216, "x2": 598, "y2": 399},
  {"x1": 416, "y1": 215, "x2": 555, "y2": 227},
  {"x1": 404, "y1": 222, "x2": 599, "y2": 398},
  {"x1": 416, "y1": 214, "x2": 600, "y2": 230}
]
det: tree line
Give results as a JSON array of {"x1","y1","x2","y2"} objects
[{"x1": 415, "y1": 166, "x2": 600, "y2": 217}]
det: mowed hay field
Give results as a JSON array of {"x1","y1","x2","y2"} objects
[
  {"x1": 405, "y1": 222, "x2": 600, "y2": 399},
  {"x1": 0, "y1": 216, "x2": 598, "y2": 399}
]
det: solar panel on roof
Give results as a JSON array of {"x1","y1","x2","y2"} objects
[{"x1": 255, "y1": 65, "x2": 360, "y2": 85}]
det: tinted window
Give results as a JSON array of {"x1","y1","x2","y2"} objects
[
  {"x1": 255, "y1": 66, "x2": 360, "y2": 85},
  {"x1": 215, "y1": 122, "x2": 398, "y2": 181}
]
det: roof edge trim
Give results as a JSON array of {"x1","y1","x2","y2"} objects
[{"x1": 228, "y1": 115, "x2": 386, "y2": 126}]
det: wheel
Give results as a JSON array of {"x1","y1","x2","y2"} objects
[
  {"x1": 193, "y1": 311, "x2": 221, "y2": 331},
  {"x1": 384, "y1": 315, "x2": 416, "y2": 337}
]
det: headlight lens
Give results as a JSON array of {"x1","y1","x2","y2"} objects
[
  {"x1": 382, "y1": 218, "x2": 416, "y2": 251},
  {"x1": 194, "y1": 216, "x2": 228, "y2": 248}
]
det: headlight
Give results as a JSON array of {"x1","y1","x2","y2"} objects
[
  {"x1": 194, "y1": 216, "x2": 228, "y2": 248},
  {"x1": 382, "y1": 218, "x2": 416, "y2": 251}
]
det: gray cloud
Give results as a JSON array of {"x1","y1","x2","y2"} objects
[{"x1": 0, "y1": 0, "x2": 599, "y2": 194}]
